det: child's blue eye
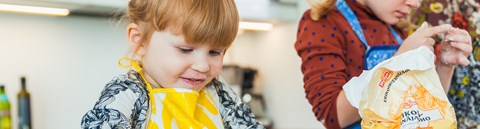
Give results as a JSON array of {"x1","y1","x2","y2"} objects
[{"x1": 178, "y1": 48, "x2": 193, "y2": 53}]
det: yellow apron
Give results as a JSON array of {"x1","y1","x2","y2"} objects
[{"x1": 118, "y1": 57, "x2": 224, "y2": 129}]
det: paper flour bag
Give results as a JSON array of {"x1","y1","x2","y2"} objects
[{"x1": 344, "y1": 46, "x2": 457, "y2": 129}]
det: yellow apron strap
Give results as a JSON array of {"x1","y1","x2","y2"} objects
[
  {"x1": 118, "y1": 57, "x2": 221, "y2": 129},
  {"x1": 118, "y1": 57, "x2": 142, "y2": 71},
  {"x1": 118, "y1": 57, "x2": 154, "y2": 91}
]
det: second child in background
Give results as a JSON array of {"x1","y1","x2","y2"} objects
[{"x1": 295, "y1": 0, "x2": 472, "y2": 128}]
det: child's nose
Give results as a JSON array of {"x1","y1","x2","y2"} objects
[{"x1": 191, "y1": 58, "x2": 210, "y2": 73}]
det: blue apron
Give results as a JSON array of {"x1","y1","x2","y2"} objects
[
  {"x1": 335, "y1": 0, "x2": 403, "y2": 128},
  {"x1": 336, "y1": 0, "x2": 403, "y2": 70}
]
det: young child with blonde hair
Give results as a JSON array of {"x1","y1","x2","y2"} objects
[{"x1": 81, "y1": 0, "x2": 264, "y2": 128}]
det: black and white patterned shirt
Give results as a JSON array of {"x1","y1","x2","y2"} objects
[{"x1": 81, "y1": 71, "x2": 264, "y2": 129}]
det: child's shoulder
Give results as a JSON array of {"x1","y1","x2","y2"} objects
[
  {"x1": 300, "y1": 8, "x2": 347, "y2": 29},
  {"x1": 107, "y1": 73, "x2": 133, "y2": 85},
  {"x1": 82, "y1": 71, "x2": 149, "y2": 129},
  {"x1": 207, "y1": 79, "x2": 241, "y2": 103},
  {"x1": 303, "y1": 8, "x2": 343, "y2": 20},
  {"x1": 102, "y1": 71, "x2": 148, "y2": 95}
]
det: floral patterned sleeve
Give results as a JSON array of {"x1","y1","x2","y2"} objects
[
  {"x1": 81, "y1": 74, "x2": 149, "y2": 129},
  {"x1": 214, "y1": 81, "x2": 265, "y2": 129}
]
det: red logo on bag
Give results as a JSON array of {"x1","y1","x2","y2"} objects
[{"x1": 379, "y1": 69, "x2": 393, "y2": 88}]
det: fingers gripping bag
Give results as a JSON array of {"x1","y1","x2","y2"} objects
[{"x1": 343, "y1": 46, "x2": 457, "y2": 129}]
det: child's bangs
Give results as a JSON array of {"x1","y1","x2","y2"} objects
[
  {"x1": 179, "y1": 0, "x2": 239, "y2": 48},
  {"x1": 145, "y1": 0, "x2": 239, "y2": 48}
]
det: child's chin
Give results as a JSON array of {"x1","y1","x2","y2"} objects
[
  {"x1": 189, "y1": 86, "x2": 206, "y2": 92},
  {"x1": 385, "y1": 19, "x2": 399, "y2": 25},
  {"x1": 391, "y1": 17, "x2": 405, "y2": 25}
]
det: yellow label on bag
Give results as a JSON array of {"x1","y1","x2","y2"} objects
[{"x1": 360, "y1": 68, "x2": 457, "y2": 129}]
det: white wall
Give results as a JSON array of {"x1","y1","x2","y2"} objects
[
  {"x1": 0, "y1": 13, "x2": 128, "y2": 129},
  {"x1": 225, "y1": 23, "x2": 324, "y2": 129},
  {"x1": 223, "y1": 0, "x2": 324, "y2": 128},
  {"x1": 0, "y1": 12, "x2": 324, "y2": 129}
]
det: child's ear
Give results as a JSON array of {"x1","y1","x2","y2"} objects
[{"x1": 127, "y1": 23, "x2": 146, "y2": 56}]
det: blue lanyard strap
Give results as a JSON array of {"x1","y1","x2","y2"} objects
[
  {"x1": 389, "y1": 26, "x2": 403, "y2": 44},
  {"x1": 335, "y1": 0, "x2": 369, "y2": 49},
  {"x1": 335, "y1": 0, "x2": 403, "y2": 49}
]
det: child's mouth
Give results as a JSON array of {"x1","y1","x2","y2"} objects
[{"x1": 181, "y1": 77, "x2": 205, "y2": 86}]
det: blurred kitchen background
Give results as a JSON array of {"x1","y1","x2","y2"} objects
[{"x1": 0, "y1": 0, "x2": 325, "y2": 128}]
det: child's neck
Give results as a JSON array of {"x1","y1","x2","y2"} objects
[{"x1": 142, "y1": 71, "x2": 163, "y2": 88}]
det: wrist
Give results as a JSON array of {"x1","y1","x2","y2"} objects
[{"x1": 437, "y1": 62, "x2": 455, "y2": 69}]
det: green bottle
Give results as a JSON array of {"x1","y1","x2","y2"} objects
[
  {"x1": 17, "y1": 77, "x2": 31, "y2": 129},
  {"x1": 0, "y1": 85, "x2": 12, "y2": 129}
]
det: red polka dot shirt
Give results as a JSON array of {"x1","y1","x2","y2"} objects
[{"x1": 294, "y1": 0, "x2": 406, "y2": 128}]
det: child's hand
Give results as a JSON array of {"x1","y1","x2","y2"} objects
[
  {"x1": 395, "y1": 22, "x2": 452, "y2": 56},
  {"x1": 440, "y1": 27, "x2": 472, "y2": 66}
]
